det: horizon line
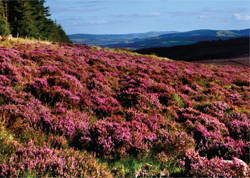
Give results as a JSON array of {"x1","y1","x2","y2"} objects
[{"x1": 66, "y1": 28, "x2": 250, "y2": 36}]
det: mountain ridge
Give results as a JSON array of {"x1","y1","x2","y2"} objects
[
  {"x1": 68, "y1": 31, "x2": 177, "y2": 38},
  {"x1": 68, "y1": 29, "x2": 250, "y2": 50},
  {"x1": 134, "y1": 37, "x2": 249, "y2": 62}
]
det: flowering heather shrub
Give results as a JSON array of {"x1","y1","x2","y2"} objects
[
  {"x1": 35, "y1": 78, "x2": 48, "y2": 88},
  {"x1": 178, "y1": 107, "x2": 249, "y2": 161},
  {"x1": 49, "y1": 87, "x2": 81, "y2": 107},
  {"x1": 185, "y1": 149, "x2": 249, "y2": 177},
  {"x1": 224, "y1": 112, "x2": 250, "y2": 141},
  {"x1": 0, "y1": 62, "x2": 18, "y2": 76},
  {"x1": 0, "y1": 41, "x2": 249, "y2": 177},
  {"x1": 203, "y1": 101, "x2": 230, "y2": 118},
  {"x1": 47, "y1": 74, "x2": 84, "y2": 92},
  {"x1": 0, "y1": 101, "x2": 50, "y2": 136},
  {"x1": 52, "y1": 110, "x2": 90, "y2": 140},
  {"x1": 0, "y1": 75, "x2": 11, "y2": 86},
  {"x1": 0, "y1": 87, "x2": 19, "y2": 104},
  {"x1": 39, "y1": 64, "x2": 61, "y2": 76},
  {"x1": 0, "y1": 140, "x2": 112, "y2": 177}
]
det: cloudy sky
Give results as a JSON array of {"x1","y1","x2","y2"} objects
[{"x1": 44, "y1": 0, "x2": 250, "y2": 35}]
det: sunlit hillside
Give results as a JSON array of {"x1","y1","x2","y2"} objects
[
  {"x1": 0, "y1": 39, "x2": 249, "y2": 177},
  {"x1": 68, "y1": 29, "x2": 250, "y2": 50}
]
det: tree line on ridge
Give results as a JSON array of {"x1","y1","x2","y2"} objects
[{"x1": 0, "y1": 0, "x2": 71, "y2": 43}]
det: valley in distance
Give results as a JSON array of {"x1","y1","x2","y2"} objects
[{"x1": 68, "y1": 29, "x2": 250, "y2": 67}]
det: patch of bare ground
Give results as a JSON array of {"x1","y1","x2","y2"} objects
[{"x1": 191, "y1": 54, "x2": 250, "y2": 67}]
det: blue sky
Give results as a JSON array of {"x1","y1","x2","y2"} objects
[{"x1": 44, "y1": 0, "x2": 250, "y2": 35}]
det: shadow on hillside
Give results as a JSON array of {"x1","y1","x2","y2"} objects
[
  {"x1": 191, "y1": 54, "x2": 250, "y2": 68},
  {"x1": 134, "y1": 37, "x2": 249, "y2": 67}
]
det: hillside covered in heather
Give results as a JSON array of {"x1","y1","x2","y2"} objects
[{"x1": 0, "y1": 39, "x2": 249, "y2": 177}]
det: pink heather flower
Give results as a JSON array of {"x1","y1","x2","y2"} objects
[{"x1": 56, "y1": 107, "x2": 66, "y2": 113}]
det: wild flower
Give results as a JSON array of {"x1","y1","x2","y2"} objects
[
  {"x1": 0, "y1": 40, "x2": 249, "y2": 177},
  {"x1": 0, "y1": 75, "x2": 11, "y2": 86},
  {"x1": 184, "y1": 148, "x2": 249, "y2": 177},
  {"x1": 0, "y1": 140, "x2": 112, "y2": 177}
]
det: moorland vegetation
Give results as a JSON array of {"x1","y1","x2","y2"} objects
[{"x1": 0, "y1": 37, "x2": 249, "y2": 177}]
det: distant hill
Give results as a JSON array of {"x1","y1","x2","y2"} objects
[
  {"x1": 68, "y1": 29, "x2": 249, "y2": 50},
  {"x1": 134, "y1": 37, "x2": 250, "y2": 62},
  {"x1": 68, "y1": 31, "x2": 177, "y2": 46}
]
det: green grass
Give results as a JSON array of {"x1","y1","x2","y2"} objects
[
  {"x1": 108, "y1": 151, "x2": 186, "y2": 177},
  {"x1": 108, "y1": 155, "x2": 162, "y2": 177},
  {"x1": 172, "y1": 93, "x2": 185, "y2": 108}
]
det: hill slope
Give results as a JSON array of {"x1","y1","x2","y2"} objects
[
  {"x1": 134, "y1": 37, "x2": 249, "y2": 62},
  {"x1": 107, "y1": 29, "x2": 250, "y2": 50},
  {"x1": 0, "y1": 40, "x2": 249, "y2": 177},
  {"x1": 68, "y1": 31, "x2": 176, "y2": 46},
  {"x1": 69, "y1": 29, "x2": 250, "y2": 50}
]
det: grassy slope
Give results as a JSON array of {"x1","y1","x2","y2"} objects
[{"x1": 0, "y1": 39, "x2": 249, "y2": 177}]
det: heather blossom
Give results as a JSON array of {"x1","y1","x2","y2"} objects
[{"x1": 0, "y1": 40, "x2": 249, "y2": 177}]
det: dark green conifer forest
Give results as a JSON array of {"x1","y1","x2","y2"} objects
[
  {"x1": 0, "y1": 0, "x2": 9, "y2": 37},
  {"x1": 0, "y1": 0, "x2": 71, "y2": 43}
]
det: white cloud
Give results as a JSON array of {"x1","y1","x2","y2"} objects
[
  {"x1": 136, "y1": 12, "x2": 161, "y2": 17},
  {"x1": 198, "y1": 15, "x2": 220, "y2": 19},
  {"x1": 166, "y1": 7, "x2": 250, "y2": 18},
  {"x1": 49, "y1": 5, "x2": 104, "y2": 13},
  {"x1": 234, "y1": 14, "x2": 250, "y2": 21},
  {"x1": 86, "y1": 20, "x2": 107, "y2": 24},
  {"x1": 150, "y1": 12, "x2": 161, "y2": 16},
  {"x1": 68, "y1": 20, "x2": 107, "y2": 26},
  {"x1": 112, "y1": 12, "x2": 161, "y2": 19},
  {"x1": 69, "y1": 19, "x2": 130, "y2": 26}
]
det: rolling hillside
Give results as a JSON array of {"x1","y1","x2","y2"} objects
[
  {"x1": 135, "y1": 37, "x2": 250, "y2": 63},
  {"x1": 69, "y1": 29, "x2": 250, "y2": 50},
  {"x1": 68, "y1": 31, "x2": 176, "y2": 46},
  {"x1": 0, "y1": 39, "x2": 249, "y2": 177}
]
